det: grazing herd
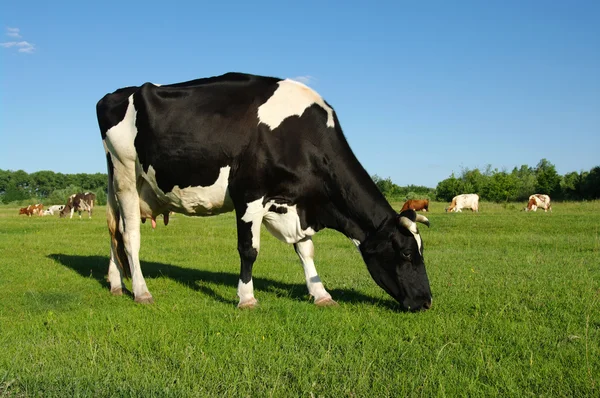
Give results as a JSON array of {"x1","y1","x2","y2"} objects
[{"x1": 18, "y1": 192, "x2": 95, "y2": 219}]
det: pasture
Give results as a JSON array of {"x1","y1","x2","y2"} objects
[{"x1": 1, "y1": 201, "x2": 599, "y2": 397}]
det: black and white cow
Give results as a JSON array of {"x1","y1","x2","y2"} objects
[
  {"x1": 60, "y1": 192, "x2": 96, "y2": 219},
  {"x1": 97, "y1": 72, "x2": 432, "y2": 311}
]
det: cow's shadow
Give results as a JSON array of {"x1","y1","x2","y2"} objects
[{"x1": 47, "y1": 254, "x2": 400, "y2": 310}]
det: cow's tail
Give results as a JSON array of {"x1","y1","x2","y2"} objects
[{"x1": 106, "y1": 154, "x2": 131, "y2": 278}]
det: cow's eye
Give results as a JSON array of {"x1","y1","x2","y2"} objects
[{"x1": 401, "y1": 252, "x2": 412, "y2": 261}]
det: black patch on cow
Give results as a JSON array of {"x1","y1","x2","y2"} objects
[
  {"x1": 96, "y1": 86, "x2": 139, "y2": 139},
  {"x1": 268, "y1": 205, "x2": 287, "y2": 214},
  {"x1": 131, "y1": 74, "x2": 280, "y2": 193}
]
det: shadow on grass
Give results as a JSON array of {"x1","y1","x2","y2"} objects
[{"x1": 47, "y1": 254, "x2": 400, "y2": 310}]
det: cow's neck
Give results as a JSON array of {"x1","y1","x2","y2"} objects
[{"x1": 318, "y1": 149, "x2": 396, "y2": 243}]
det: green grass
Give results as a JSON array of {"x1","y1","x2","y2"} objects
[{"x1": 1, "y1": 201, "x2": 599, "y2": 397}]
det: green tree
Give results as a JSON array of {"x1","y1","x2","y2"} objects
[
  {"x1": 481, "y1": 170, "x2": 519, "y2": 202},
  {"x1": 560, "y1": 171, "x2": 582, "y2": 200},
  {"x1": 511, "y1": 165, "x2": 537, "y2": 201},
  {"x1": 30, "y1": 170, "x2": 58, "y2": 197},
  {"x1": 535, "y1": 159, "x2": 561, "y2": 196},
  {"x1": 435, "y1": 173, "x2": 464, "y2": 202},
  {"x1": 2, "y1": 182, "x2": 31, "y2": 203},
  {"x1": 581, "y1": 166, "x2": 600, "y2": 199}
]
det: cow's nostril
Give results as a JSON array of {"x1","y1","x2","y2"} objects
[{"x1": 422, "y1": 300, "x2": 432, "y2": 310}]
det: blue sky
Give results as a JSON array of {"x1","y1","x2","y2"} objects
[{"x1": 1, "y1": 1, "x2": 598, "y2": 188}]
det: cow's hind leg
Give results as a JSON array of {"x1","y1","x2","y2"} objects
[
  {"x1": 108, "y1": 154, "x2": 152, "y2": 303},
  {"x1": 294, "y1": 238, "x2": 336, "y2": 306},
  {"x1": 106, "y1": 174, "x2": 128, "y2": 296},
  {"x1": 235, "y1": 198, "x2": 264, "y2": 309},
  {"x1": 117, "y1": 187, "x2": 153, "y2": 303}
]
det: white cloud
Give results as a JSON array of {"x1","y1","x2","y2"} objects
[
  {"x1": 1, "y1": 27, "x2": 34, "y2": 54},
  {"x1": 7, "y1": 27, "x2": 21, "y2": 38}
]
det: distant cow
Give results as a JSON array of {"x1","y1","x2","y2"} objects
[
  {"x1": 43, "y1": 205, "x2": 65, "y2": 216},
  {"x1": 19, "y1": 205, "x2": 34, "y2": 216},
  {"x1": 32, "y1": 204, "x2": 44, "y2": 216},
  {"x1": 446, "y1": 194, "x2": 479, "y2": 212},
  {"x1": 60, "y1": 193, "x2": 96, "y2": 219},
  {"x1": 400, "y1": 199, "x2": 429, "y2": 212},
  {"x1": 525, "y1": 194, "x2": 552, "y2": 212}
]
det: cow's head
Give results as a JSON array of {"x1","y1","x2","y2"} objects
[
  {"x1": 360, "y1": 210, "x2": 432, "y2": 311},
  {"x1": 59, "y1": 204, "x2": 71, "y2": 218},
  {"x1": 18, "y1": 207, "x2": 27, "y2": 215},
  {"x1": 525, "y1": 198, "x2": 536, "y2": 212}
]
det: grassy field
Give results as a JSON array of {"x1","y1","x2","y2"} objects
[{"x1": 0, "y1": 201, "x2": 599, "y2": 397}]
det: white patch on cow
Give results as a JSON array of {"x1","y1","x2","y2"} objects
[
  {"x1": 257, "y1": 79, "x2": 335, "y2": 130},
  {"x1": 237, "y1": 279, "x2": 256, "y2": 306},
  {"x1": 104, "y1": 95, "x2": 138, "y2": 164},
  {"x1": 263, "y1": 201, "x2": 315, "y2": 244},
  {"x1": 295, "y1": 239, "x2": 331, "y2": 302},
  {"x1": 404, "y1": 222, "x2": 423, "y2": 254},
  {"x1": 241, "y1": 197, "x2": 265, "y2": 251},
  {"x1": 414, "y1": 232, "x2": 423, "y2": 254},
  {"x1": 141, "y1": 165, "x2": 234, "y2": 216}
]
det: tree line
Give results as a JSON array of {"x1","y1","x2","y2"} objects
[
  {"x1": 434, "y1": 159, "x2": 600, "y2": 202},
  {"x1": 0, "y1": 169, "x2": 108, "y2": 205},
  {"x1": 1, "y1": 158, "x2": 599, "y2": 206},
  {"x1": 373, "y1": 159, "x2": 599, "y2": 203}
]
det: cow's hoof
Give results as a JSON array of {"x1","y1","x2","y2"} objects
[
  {"x1": 110, "y1": 288, "x2": 123, "y2": 296},
  {"x1": 315, "y1": 296, "x2": 338, "y2": 307},
  {"x1": 134, "y1": 293, "x2": 154, "y2": 304},
  {"x1": 238, "y1": 298, "x2": 258, "y2": 309}
]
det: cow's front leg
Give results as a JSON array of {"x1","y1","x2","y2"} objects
[
  {"x1": 236, "y1": 198, "x2": 264, "y2": 309},
  {"x1": 294, "y1": 238, "x2": 336, "y2": 306}
]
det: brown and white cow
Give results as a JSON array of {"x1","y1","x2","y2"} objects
[
  {"x1": 32, "y1": 204, "x2": 44, "y2": 216},
  {"x1": 60, "y1": 192, "x2": 96, "y2": 219},
  {"x1": 19, "y1": 204, "x2": 43, "y2": 216},
  {"x1": 525, "y1": 194, "x2": 552, "y2": 212},
  {"x1": 18, "y1": 205, "x2": 34, "y2": 216},
  {"x1": 446, "y1": 194, "x2": 479, "y2": 212},
  {"x1": 400, "y1": 199, "x2": 429, "y2": 212}
]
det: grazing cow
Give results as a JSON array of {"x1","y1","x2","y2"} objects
[
  {"x1": 446, "y1": 194, "x2": 479, "y2": 212},
  {"x1": 43, "y1": 205, "x2": 65, "y2": 216},
  {"x1": 18, "y1": 205, "x2": 34, "y2": 216},
  {"x1": 19, "y1": 204, "x2": 43, "y2": 216},
  {"x1": 60, "y1": 193, "x2": 96, "y2": 219},
  {"x1": 525, "y1": 194, "x2": 552, "y2": 212},
  {"x1": 32, "y1": 204, "x2": 44, "y2": 216},
  {"x1": 400, "y1": 199, "x2": 429, "y2": 212},
  {"x1": 97, "y1": 72, "x2": 433, "y2": 311}
]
